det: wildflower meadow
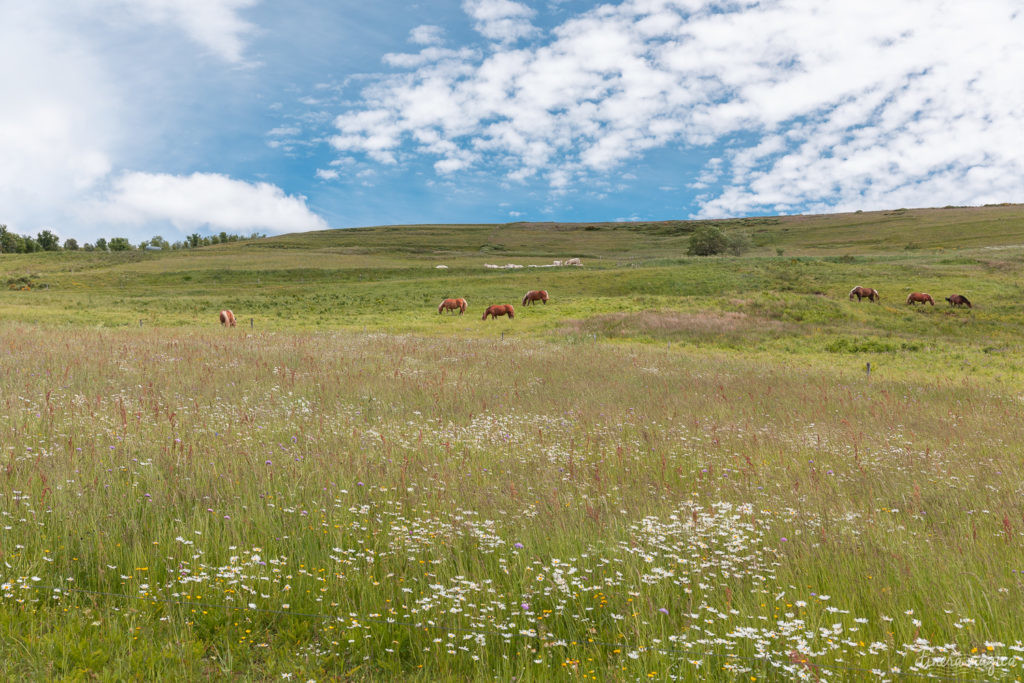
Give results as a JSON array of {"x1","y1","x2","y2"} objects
[{"x1": 1, "y1": 210, "x2": 1024, "y2": 679}]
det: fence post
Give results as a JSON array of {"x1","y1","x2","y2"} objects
[
  {"x1": 501, "y1": 331, "x2": 504, "y2": 341},
  {"x1": 866, "y1": 362, "x2": 871, "y2": 377},
  {"x1": 250, "y1": 318, "x2": 254, "y2": 329},
  {"x1": 139, "y1": 319, "x2": 143, "y2": 328}
]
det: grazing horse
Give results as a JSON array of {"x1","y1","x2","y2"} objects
[
  {"x1": 848, "y1": 286, "x2": 880, "y2": 302},
  {"x1": 219, "y1": 309, "x2": 236, "y2": 327},
  {"x1": 945, "y1": 294, "x2": 972, "y2": 308},
  {"x1": 438, "y1": 298, "x2": 468, "y2": 315},
  {"x1": 906, "y1": 292, "x2": 934, "y2": 306},
  {"x1": 482, "y1": 304, "x2": 515, "y2": 320},
  {"x1": 522, "y1": 290, "x2": 549, "y2": 306}
]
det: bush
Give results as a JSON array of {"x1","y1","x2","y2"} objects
[{"x1": 687, "y1": 226, "x2": 750, "y2": 256}]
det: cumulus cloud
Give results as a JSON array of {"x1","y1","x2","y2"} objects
[
  {"x1": 409, "y1": 24, "x2": 445, "y2": 46},
  {"x1": 0, "y1": 4, "x2": 117, "y2": 233},
  {"x1": 462, "y1": 0, "x2": 538, "y2": 43},
  {"x1": 0, "y1": 1, "x2": 273, "y2": 240},
  {"x1": 331, "y1": 0, "x2": 1024, "y2": 216},
  {"x1": 88, "y1": 172, "x2": 327, "y2": 233}
]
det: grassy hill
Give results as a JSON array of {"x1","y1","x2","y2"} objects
[
  {"x1": 3, "y1": 204, "x2": 1024, "y2": 378},
  {"x1": 3, "y1": 204, "x2": 1024, "y2": 680}
]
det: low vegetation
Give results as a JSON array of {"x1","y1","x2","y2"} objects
[{"x1": 1, "y1": 205, "x2": 1023, "y2": 679}]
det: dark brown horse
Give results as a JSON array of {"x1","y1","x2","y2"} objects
[
  {"x1": 219, "y1": 309, "x2": 236, "y2": 327},
  {"x1": 848, "y1": 286, "x2": 880, "y2": 302},
  {"x1": 482, "y1": 304, "x2": 515, "y2": 320},
  {"x1": 438, "y1": 298, "x2": 468, "y2": 315},
  {"x1": 945, "y1": 294, "x2": 972, "y2": 308},
  {"x1": 906, "y1": 292, "x2": 934, "y2": 306},
  {"x1": 522, "y1": 290, "x2": 549, "y2": 306}
]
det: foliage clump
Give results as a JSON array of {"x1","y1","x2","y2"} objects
[{"x1": 687, "y1": 225, "x2": 750, "y2": 256}]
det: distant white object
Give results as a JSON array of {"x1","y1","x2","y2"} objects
[
  {"x1": 435, "y1": 265, "x2": 448, "y2": 269},
  {"x1": 552, "y1": 260, "x2": 562, "y2": 266},
  {"x1": 564, "y1": 257, "x2": 582, "y2": 266},
  {"x1": 484, "y1": 263, "x2": 524, "y2": 269},
  {"x1": 145, "y1": 245, "x2": 162, "y2": 251}
]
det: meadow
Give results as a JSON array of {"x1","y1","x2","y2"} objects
[{"x1": 1, "y1": 206, "x2": 1024, "y2": 680}]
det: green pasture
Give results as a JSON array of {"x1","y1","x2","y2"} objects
[
  {"x1": 1, "y1": 205, "x2": 1024, "y2": 679},
  {"x1": 3, "y1": 205, "x2": 1024, "y2": 369}
]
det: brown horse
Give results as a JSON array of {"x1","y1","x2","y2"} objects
[
  {"x1": 945, "y1": 294, "x2": 972, "y2": 308},
  {"x1": 219, "y1": 309, "x2": 236, "y2": 327},
  {"x1": 482, "y1": 304, "x2": 515, "y2": 320},
  {"x1": 522, "y1": 290, "x2": 549, "y2": 306},
  {"x1": 906, "y1": 292, "x2": 934, "y2": 306},
  {"x1": 438, "y1": 298, "x2": 468, "y2": 315},
  {"x1": 848, "y1": 286, "x2": 880, "y2": 302}
]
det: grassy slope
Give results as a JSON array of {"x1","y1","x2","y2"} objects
[
  {"x1": 3, "y1": 204, "x2": 1024, "y2": 375},
  {"x1": 1, "y1": 205, "x2": 1024, "y2": 679}
]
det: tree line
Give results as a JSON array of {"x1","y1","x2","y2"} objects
[{"x1": 0, "y1": 225, "x2": 265, "y2": 254}]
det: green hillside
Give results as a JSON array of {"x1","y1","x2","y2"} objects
[
  {"x1": 4, "y1": 205, "x2": 1024, "y2": 680},
  {"x1": 2, "y1": 205, "x2": 1024, "y2": 378}
]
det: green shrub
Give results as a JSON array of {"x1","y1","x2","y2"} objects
[{"x1": 687, "y1": 226, "x2": 750, "y2": 256}]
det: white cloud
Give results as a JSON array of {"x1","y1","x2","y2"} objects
[
  {"x1": 409, "y1": 24, "x2": 445, "y2": 46},
  {"x1": 316, "y1": 168, "x2": 340, "y2": 180},
  {"x1": 331, "y1": 0, "x2": 1024, "y2": 215},
  {"x1": 267, "y1": 126, "x2": 300, "y2": 136},
  {"x1": 89, "y1": 172, "x2": 327, "y2": 233},
  {"x1": 383, "y1": 46, "x2": 479, "y2": 69},
  {"x1": 462, "y1": 0, "x2": 538, "y2": 43},
  {"x1": 0, "y1": 4, "x2": 117, "y2": 233},
  {"x1": 0, "y1": 1, "x2": 273, "y2": 240},
  {"x1": 99, "y1": 0, "x2": 259, "y2": 64}
]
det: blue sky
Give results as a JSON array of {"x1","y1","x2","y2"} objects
[{"x1": 2, "y1": 0, "x2": 1022, "y2": 243}]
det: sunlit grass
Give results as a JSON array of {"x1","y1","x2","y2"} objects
[
  {"x1": 2, "y1": 209, "x2": 1024, "y2": 678},
  {"x1": 1, "y1": 324, "x2": 1022, "y2": 679}
]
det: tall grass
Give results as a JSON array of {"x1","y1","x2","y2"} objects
[{"x1": 1, "y1": 323, "x2": 1021, "y2": 679}]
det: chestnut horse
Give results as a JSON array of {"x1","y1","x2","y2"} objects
[
  {"x1": 522, "y1": 290, "x2": 549, "y2": 306},
  {"x1": 848, "y1": 286, "x2": 880, "y2": 302},
  {"x1": 945, "y1": 294, "x2": 972, "y2": 308},
  {"x1": 438, "y1": 298, "x2": 468, "y2": 315},
  {"x1": 219, "y1": 309, "x2": 236, "y2": 326},
  {"x1": 482, "y1": 304, "x2": 515, "y2": 320},
  {"x1": 906, "y1": 292, "x2": 934, "y2": 306}
]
